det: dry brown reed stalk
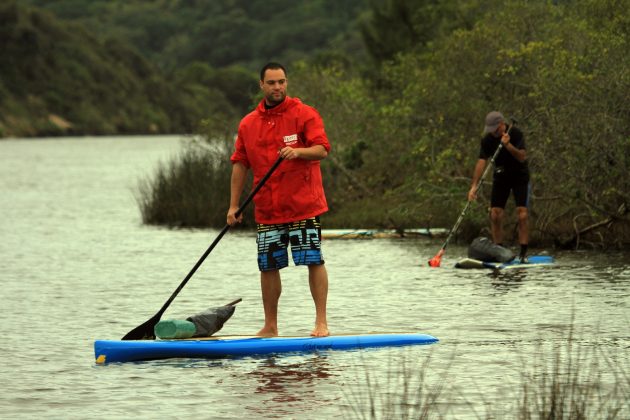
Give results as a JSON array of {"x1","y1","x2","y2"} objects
[
  {"x1": 516, "y1": 320, "x2": 629, "y2": 419},
  {"x1": 343, "y1": 349, "x2": 453, "y2": 419}
]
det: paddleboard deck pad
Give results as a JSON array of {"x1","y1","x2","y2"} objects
[
  {"x1": 455, "y1": 255, "x2": 554, "y2": 270},
  {"x1": 94, "y1": 333, "x2": 438, "y2": 364}
]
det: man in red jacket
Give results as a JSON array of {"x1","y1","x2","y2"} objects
[{"x1": 227, "y1": 62, "x2": 331, "y2": 337}]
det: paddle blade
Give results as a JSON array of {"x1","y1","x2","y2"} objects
[
  {"x1": 121, "y1": 314, "x2": 160, "y2": 340},
  {"x1": 428, "y1": 249, "x2": 445, "y2": 268}
]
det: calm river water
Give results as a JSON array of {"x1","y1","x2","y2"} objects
[{"x1": 1, "y1": 136, "x2": 628, "y2": 419}]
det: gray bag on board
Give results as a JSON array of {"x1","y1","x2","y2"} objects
[
  {"x1": 467, "y1": 237, "x2": 516, "y2": 262},
  {"x1": 187, "y1": 304, "x2": 236, "y2": 337}
]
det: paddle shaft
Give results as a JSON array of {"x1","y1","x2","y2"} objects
[
  {"x1": 437, "y1": 123, "x2": 514, "y2": 253},
  {"x1": 151, "y1": 156, "x2": 283, "y2": 317},
  {"x1": 122, "y1": 156, "x2": 283, "y2": 339}
]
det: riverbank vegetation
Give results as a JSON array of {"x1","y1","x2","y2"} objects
[
  {"x1": 4, "y1": 0, "x2": 629, "y2": 247},
  {"x1": 139, "y1": 0, "x2": 630, "y2": 248}
]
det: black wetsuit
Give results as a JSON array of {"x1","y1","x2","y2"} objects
[{"x1": 479, "y1": 126, "x2": 530, "y2": 208}]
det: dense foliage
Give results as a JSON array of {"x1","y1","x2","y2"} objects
[
  {"x1": 142, "y1": 0, "x2": 630, "y2": 248},
  {"x1": 22, "y1": 0, "x2": 365, "y2": 71},
  {"x1": 298, "y1": 0, "x2": 630, "y2": 247},
  {"x1": 4, "y1": 0, "x2": 629, "y2": 247},
  {"x1": 2, "y1": 0, "x2": 363, "y2": 137},
  {"x1": 0, "y1": 1, "x2": 261, "y2": 136}
]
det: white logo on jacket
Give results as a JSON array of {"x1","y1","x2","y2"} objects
[{"x1": 283, "y1": 134, "x2": 298, "y2": 145}]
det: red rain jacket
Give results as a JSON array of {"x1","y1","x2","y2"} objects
[{"x1": 230, "y1": 96, "x2": 330, "y2": 224}]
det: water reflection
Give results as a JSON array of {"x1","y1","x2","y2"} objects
[
  {"x1": 487, "y1": 270, "x2": 529, "y2": 293},
  {"x1": 249, "y1": 353, "x2": 333, "y2": 396},
  {"x1": 244, "y1": 353, "x2": 337, "y2": 416}
]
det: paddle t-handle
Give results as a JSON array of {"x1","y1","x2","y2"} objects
[{"x1": 122, "y1": 156, "x2": 283, "y2": 340}]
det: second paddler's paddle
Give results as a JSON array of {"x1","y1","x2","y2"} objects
[
  {"x1": 122, "y1": 156, "x2": 283, "y2": 340},
  {"x1": 428, "y1": 119, "x2": 516, "y2": 267}
]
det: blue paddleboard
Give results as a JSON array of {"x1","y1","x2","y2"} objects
[
  {"x1": 94, "y1": 333, "x2": 438, "y2": 364},
  {"x1": 455, "y1": 255, "x2": 554, "y2": 270}
]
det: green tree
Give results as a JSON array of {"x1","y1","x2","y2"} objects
[
  {"x1": 360, "y1": 0, "x2": 491, "y2": 63},
  {"x1": 351, "y1": 0, "x2": 630, "y2": 245}
]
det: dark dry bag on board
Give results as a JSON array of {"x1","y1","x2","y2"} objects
[
  {"x1": 186, "y1": 304, "x2": 236, "y2": 337},
  {"x1": 154, "y1": 299, "x2": 240, "y2": 339},
  {"x1": 467, "y1": 237, "x2": 515, "y2": 262}
]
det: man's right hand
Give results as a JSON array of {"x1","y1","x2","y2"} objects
[
  {"x1": 468, "y1": 187, "x2": 478, "y2": 201},
  {"x1": 227, "y1": 206, "x2": 243, "y2": 226}
]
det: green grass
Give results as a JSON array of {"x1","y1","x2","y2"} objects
[{"x1": 135, "y1": 139, "x2": 255, "y2": 229}]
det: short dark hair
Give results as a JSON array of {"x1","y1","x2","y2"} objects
[{"x1": 260, "y1": 62, "x2": 287, "y2": 81}]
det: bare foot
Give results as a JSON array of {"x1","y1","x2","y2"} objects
[
  {"x1": 256, "y1": 326, "x2": 278, "y2": 337},
  {"x1": 310, "y1": 324, "x2": 329, "y2": 337}
]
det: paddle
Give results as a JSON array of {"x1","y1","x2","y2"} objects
[
  {"x1": 428, "y1": 119, "x2": 516, "y2": 267},
  {"x1": 122, "y1": 156, "x2": 283, "y2": 340}
]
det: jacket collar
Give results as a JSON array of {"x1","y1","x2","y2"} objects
[{"x1": 256, "y1": 96, "x2": 301, "y2": 115}]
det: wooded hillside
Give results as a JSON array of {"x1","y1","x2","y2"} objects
[{"x1": 1, "y1": 0, "x2": 364, "y2": 137}]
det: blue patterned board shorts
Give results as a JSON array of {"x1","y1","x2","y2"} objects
[{"x1": 256, "y1": 216, "x2": 325, "y2": 271}]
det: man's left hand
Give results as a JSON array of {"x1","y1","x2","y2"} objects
[{"x1": 279, "y1": 146, "x2": 301, "y2": 160}]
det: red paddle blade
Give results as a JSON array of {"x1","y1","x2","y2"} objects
[{"x1": 428, "y1": 249, "x2": 444, "y2": 267}]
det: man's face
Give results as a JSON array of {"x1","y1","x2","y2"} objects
[
  {"x1": 260, "y1": 68, "x2": 287, "y2": 106},
  {"x1": 492, "y1": 121, "x2": 506, "y2": 137}
]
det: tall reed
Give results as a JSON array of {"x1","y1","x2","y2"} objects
[
  {"x1": 343, "y1": 350, "x2": 452, "y2": 419},
  {"x1": 344, "y1": 326, "x2": 629, "y2": 419},
  {"x1": 516, "y1": 324, "x2": 629, "y2": 419},
  {"x1": 136, "y1": 137, "x2": 254, "y2": 228}
]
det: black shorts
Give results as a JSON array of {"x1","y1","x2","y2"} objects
[{"x1": 491, "y1": 175, "x2": 530, "y2": 209}]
